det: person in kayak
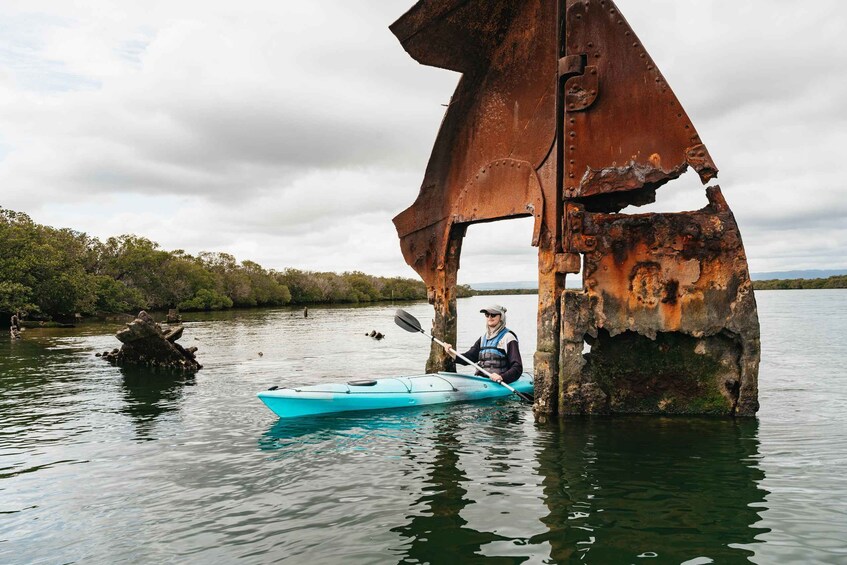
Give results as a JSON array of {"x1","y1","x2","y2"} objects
[{"x1": 442, "y1": 304, "x2": 523, "y2": 384}]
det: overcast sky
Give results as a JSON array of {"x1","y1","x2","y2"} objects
[{"x1": 1, "y1": 1, "x2": 845, "y2": 284}]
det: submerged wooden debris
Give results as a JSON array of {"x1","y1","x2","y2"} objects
[{"x1": 100, "y1": 311, "x2": 201, "y2": 371}]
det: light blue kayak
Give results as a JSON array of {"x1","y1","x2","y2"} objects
[{"x1": 257, "y1": 372, "x2": 534, "y2": 418}]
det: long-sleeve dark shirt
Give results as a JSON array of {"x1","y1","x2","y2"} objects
[{"x1": 456, "y1": 338, "x2": 523, "y2": 384}]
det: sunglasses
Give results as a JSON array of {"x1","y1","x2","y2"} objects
[{"x1": 484, "y1": 312, "x2": 501, "y2": 318}]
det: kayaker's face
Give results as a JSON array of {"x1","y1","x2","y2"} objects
[{"x1": 485, "y1": 313, "x2": 501, "y2": 328}]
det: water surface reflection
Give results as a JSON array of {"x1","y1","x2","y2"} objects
[
  {"x1": 118, "y1": 366, "x2": 195, "y2": 440},
  {"x1": 533, "y1": 417, "x2": 769, "y2": 563},
  {"x1": 255, "y1": 405, "x2": 769, "y2": 562},
  {"x1": 390, "y1": 413, "x2": 520, "y2": 564},
  {"x1": 5, "y1": 293, "x2": 839, "y2": 563}
]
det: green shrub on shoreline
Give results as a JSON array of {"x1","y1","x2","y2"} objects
[
  {"x1": 752, "y1": 275, "x2": 847, "y2": 290},
  {"x1": 1, "y1": 207, "x2": 434, "y2": 321}
]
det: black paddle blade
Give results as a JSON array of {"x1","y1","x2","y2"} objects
[
  {"x1": 394, "y1": 309, "x2": 423, "y2": 333},
  {"x1": 516, "y1": 391, "x2": 534, "y2": 403}
]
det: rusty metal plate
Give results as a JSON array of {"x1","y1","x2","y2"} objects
[
  {"x1": 392, "y1": 0, "x2": 558, "y2": 287},
  {"x1": 559, "y1": 186, "x2": 760, "y2": 416},
  {"x1": 563, "y1": 0, "x2": 718, "y2": 208},
  {"x1": 580, "y1": 186, "x2": 756, "y2": 338}
]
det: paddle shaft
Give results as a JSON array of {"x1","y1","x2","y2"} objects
[{"x1": 417, "y1": 329, "x2": 524, "y2": 398}]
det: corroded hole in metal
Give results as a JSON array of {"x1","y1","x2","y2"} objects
[
  {"x1": 573, "y1": 252, "x2": 586, "y2": 287},
  {"x1": 582, "y1": 329, "x2": 743, "y2": 415},
  {"x1": 618, "y1": 169, "x2": 712, "y2": 215},
  {"x1": 582, "y1": 336, "x2": 593, "y2": 358},
  {"x1": 574, "y1": 161, "x2": 694, "y2": 213}
]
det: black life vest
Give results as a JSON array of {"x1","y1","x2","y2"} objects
[{"x1": 478, "y1": 327, "x2": 515, "y2": 373}]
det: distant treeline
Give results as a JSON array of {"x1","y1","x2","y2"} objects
[
  {"x1": 753, "y1": 274, "x2": 847, "y2": 290},
  {"x1": 0, "y1": 208, "x2": 444, "y2": 320},
  {"x1": 471, "y1": 288, "x2": 538, "y2": 296},
  {"x1": 11, "y1": 206, "x2": 841, "y2": 321}
]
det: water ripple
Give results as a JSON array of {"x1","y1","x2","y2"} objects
[{"x1": 1, "y1": 293, "x2": 847, "y2": 563}]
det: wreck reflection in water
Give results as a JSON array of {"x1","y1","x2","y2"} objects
[
  {"x1": 119, "y1": 366, "x2": 195, "y2": 441},
  {"x1": 10, "y1": 294, "x2": 827, "y2": 563},
  {"x1": 533, "y1": 417, "x2": 768, "y2": 563},
  {"x1": 389, "y1": 412, "x2": 521, "y2": 563},
  {"x1": 259, "y1": 404, "x2": 769, "y2": 562}
]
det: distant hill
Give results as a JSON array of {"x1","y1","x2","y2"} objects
[{"x1": 469, "y1": 269, "x2": 847, "y2": 291}]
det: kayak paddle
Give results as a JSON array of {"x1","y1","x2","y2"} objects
[{"x1": 393, "y1": 309, "x2": 534, "y2": 403}]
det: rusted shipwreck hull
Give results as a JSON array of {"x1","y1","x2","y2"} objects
[{"x1": 391, "y1": 0, "x2": 760, "y2": 417}]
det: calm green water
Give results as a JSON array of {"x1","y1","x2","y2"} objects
[{"x1": 2, "y1": 291, "x2": 846, "y2": 563}]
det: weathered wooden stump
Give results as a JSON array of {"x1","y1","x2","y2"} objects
[{"x1": 102, "y1": 311, "x2": 201, "y2": 371}]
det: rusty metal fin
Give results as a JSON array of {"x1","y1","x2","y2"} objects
[{"x1": 562, "y1": 0, "x2": 718, "y2": 211}]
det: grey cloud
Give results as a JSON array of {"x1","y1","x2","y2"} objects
[
  {"x1": 621, "y1": 0, "x2": 847, "y2": 135},
  {"x1": 1, "y1": 0, "x2": 845, "y2": 278},
  {"x1": 0, "y1": 1, "x2": 455, "y2": 206}
]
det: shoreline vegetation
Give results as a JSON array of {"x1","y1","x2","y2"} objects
[
  {"x1": 1, "y1": 207, "x2": 455, "y2": 322},
  {"x1": 751, "y1": 275, "x2": 847, "y2": 290},
  {"x1": 2, "y1": 207, "x2": 844, "y2": 323}
]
